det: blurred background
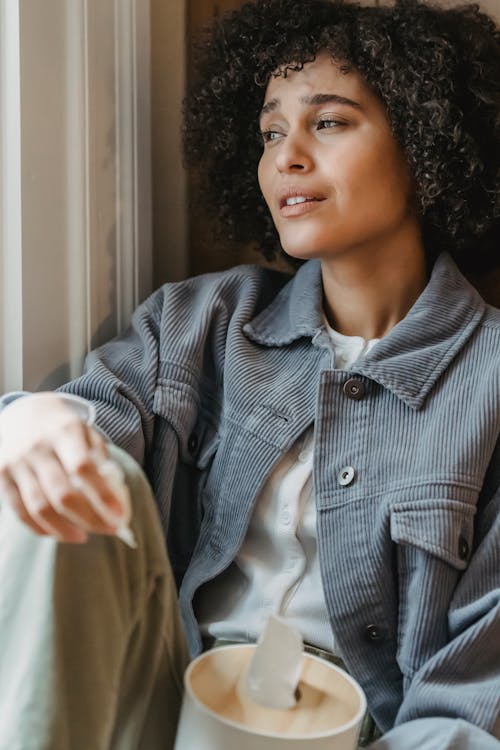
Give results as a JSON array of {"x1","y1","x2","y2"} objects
[{"x1": 0, "y1": 0, "x2": 498, "y2": 392}]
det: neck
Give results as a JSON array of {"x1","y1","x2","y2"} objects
[{"x1": 321, "y1": 233, "x2": 428, "y2": 341}]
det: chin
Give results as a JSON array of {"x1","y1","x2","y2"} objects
[
  {"x1": 282, "y1": 249, "x2": 320, "y2": 263},
  {"x1": 278, "y1": 228, "x2": 335, "y2": 261},
  {"x1": 280, "y1": 239, "x2": 327, "y2": 262}
]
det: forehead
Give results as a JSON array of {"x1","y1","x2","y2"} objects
[{"x1": 262, "y1": 52, "x2": 376, "y2": 108}]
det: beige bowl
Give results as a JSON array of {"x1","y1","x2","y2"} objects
[{"x1": 174, "y1": 644, "x2": 367, "y2": 750}]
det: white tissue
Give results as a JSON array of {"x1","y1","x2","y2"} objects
[
  {"x1": 70, "y1": 452, "x2": 137, "y2": 549},
  {"x1": 244, "y1": 615, "x2": 303, "y2": 710}
]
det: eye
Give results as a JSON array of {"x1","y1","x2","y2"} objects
[
  {"x1": 259, "y1": 129, "x2": 285, "y2": 144},
  {"x1": 316, "y1": 117, "x2": 347, "y2": 130}
]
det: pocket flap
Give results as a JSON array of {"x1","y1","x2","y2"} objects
[{"x1": 390, "y1": 499, "x2": 476, "y2": 570}]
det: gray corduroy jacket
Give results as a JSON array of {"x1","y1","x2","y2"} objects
[{"x1": 58, "y1": 252, "x2": 499, "y2": 749}]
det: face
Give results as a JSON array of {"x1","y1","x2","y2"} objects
[{"x1": 257, "y1": 53, "x2": 418, "y2": 262}]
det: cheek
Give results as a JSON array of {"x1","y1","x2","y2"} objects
[
  {"x1": 347, "y1": 143, "x2": 412, "y2": 207},
  {"x1": 257, "y1": 157, "x2": 266, "y2": 196},
  {"x1": 257, "y1": 155, "x2": 275, "y2": 208},
  {"x1": 377, "y1": 161, "x2": 414, "y2": 215},
  {"x1": 375, "y1": 140, "x2": 413, "y2": 200}
]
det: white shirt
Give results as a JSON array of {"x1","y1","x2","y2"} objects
[{"x1": 195, "y1": 323, "x2": 379, "y2": 650}]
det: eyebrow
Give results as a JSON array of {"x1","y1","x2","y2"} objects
[{"x1": 259, "y1": 93, "x2": 361, "y2": 120}]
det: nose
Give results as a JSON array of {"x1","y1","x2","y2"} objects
[{"x1": 275, "y1": 130, "x2": 313, "y2": 173}]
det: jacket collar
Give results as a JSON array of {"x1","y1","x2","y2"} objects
[{"x1": 243, "y1": 253, "x2": 487, "y2": 410}]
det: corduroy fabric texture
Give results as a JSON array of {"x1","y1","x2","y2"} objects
[{"x1": 56, "y1": 253, "x2": 500, "y2": 747}]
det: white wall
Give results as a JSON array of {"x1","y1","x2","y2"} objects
[{"x1": 0, "y1": 0, "x2": 152, "y2": 392}]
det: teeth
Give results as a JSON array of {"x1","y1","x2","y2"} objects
[{"x1": 286, "y1": 196, "x2": 309, "y2": 206}]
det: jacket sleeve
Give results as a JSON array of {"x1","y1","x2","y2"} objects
[
  {"x1": 371, "y1": 718, "x2": 499, "y2": 750},
  {"x1": 372, "y1": 476, "x2": 500, "y2": 749},
  {"x1": 58, "y1": 286, "x2": 166, "y2": 465}
]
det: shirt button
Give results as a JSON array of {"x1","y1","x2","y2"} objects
[
  {"x1": 343, "y1": 378, "x2": 366, "y2": 400},
  {"x1": 458, "y1": 535, "x2": 469, "y2": 560},
  {"x1": 338, "y1": 466, "x2": 355, "y2": 486},
  {"x1": 364, "y1": 624, "x2": 383, "y2": 643},
  {"x1": 187, "y1": 433, "x2": 198, "y2": 454},
  {"x1": 281, "y1": 509, "x2": 292, "y2": 524}
]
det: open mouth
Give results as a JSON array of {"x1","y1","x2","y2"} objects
[
  {"x1": 278, "y1": 192, "x2": 326, "y2": 217},
  {"x1": 279, "y1": 195, "x2": 324, "y2": 209}
]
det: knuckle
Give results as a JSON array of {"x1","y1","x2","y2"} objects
[
  {"x1": 30, "y1": 441, "x2": 53, "y2": 462},
  {"x1": 31, "y1": 499, "x2": 54, "y2": 522},
  {"x1": 73, "y1": 457, "x2": 95, "y2": 476},
  {"x1": 60, "y1": 418, "x2": 85, "y2": 438},
  {"x1": 54, "y1": 488, "x2": 78, "y2": 511}
]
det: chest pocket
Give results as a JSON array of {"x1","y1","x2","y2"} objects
[
  {"x1": 389, "y1": 497, "x2": 477, "y2": 676},
  {"x1": 153, "y1": 380, "x2": 221, "y2": 469},
  {"x1": 390, "y1": 498, "x2": 476, "y2": 570}
]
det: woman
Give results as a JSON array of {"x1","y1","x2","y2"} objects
[{"x1": 0, "y1": 1, "x2": 498, "y2": 748}]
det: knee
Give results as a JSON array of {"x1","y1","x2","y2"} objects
[{"x1": 106, "y1": 444, "x2": 169, "y2": 566}]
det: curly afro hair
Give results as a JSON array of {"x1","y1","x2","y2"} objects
[{"x1": 183, "y1": 0, "x2": 500, "y2": 272}]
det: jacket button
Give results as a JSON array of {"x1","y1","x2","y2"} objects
[
  {"x1": 458, "y1": 535, "x2": 469, "y2": 560},
  {"x1": 343, "y1": 379, "x2": 365, "y2": 400},
  {"x1": 187, "y1": 433, "x2": 199, "y2": 454},
  {"x1": 364, "y1": 624, "x2": 383, "y2": 643},
  {"x1": 338, "y1": 466, "x2": 355, "y2": 486}
]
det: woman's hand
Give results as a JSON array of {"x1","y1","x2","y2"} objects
[{"x1": 0, "y1": 393, "x2": 127, "y2": 543}]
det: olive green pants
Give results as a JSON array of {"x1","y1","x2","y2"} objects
[
  {"x1": 0, "y1": 446, "x2": 378, "y2": 750},
  {"x1": 0, "y1": 446, "x2": 189, "y2": 750}
]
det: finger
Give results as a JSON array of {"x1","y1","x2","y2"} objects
[
  {"x1": 73, "y1": 464, "x2": 128, "y2": 519},
  {"x1": 29, "y1": 445, "x2": 119, "y2": 534},
  {"x1": 51, "y1": 419, "x2": 97, "y2": 475},
  {"x1": 52, "y1": 422, "x2": 125, "y2": 518},
  {"x1": 0, "y1": 467, "x2": 50, "y2": 536},
  {"x1": 8, "y1": 459, "x2": 88, "y2": 543},
  {"x1": 88, "y1": 427, "x2": 108, "y2": 461}
]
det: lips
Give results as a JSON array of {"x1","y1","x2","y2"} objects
[
  {"x1": 278, "y1": 189, "x2": 325, "y2": 209},
  {"x1": 277, "y1": 188, "x2": 326, "y2": 218}
]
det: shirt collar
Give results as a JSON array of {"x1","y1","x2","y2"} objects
[
  {"x1": 243, "y1": 259, "x2": 324, "y2": 345},
  {"x1": 243, "y1": 253, "x2": 487, "y2": 410}
]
